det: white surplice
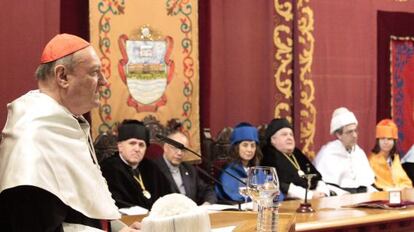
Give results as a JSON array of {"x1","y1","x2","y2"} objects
[{"x1": 0, "y1": 90, "x2": 120, "y2": 220}]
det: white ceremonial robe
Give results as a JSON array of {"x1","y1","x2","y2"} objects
[
  {"x1": 313, "y1": 140, "x2": 376, "y2": 193},
  {"x1": 0, "y1": 90, "x2": 120, "y2": 220}
]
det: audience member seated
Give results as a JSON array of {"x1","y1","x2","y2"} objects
[
  {"x1": 314, "y1": 107, "x2": 377, "y2": 195},
  {"x1": 94, "y1": 116, "x2": 182, "y2": 162},
  {"x1": 262, "y1": 118, "x2": 330, "y2": 200},
  {"x1": 402, "y1": 144, "x2": 414, "y2": 183},
  {"x1": 101, "y1": 119, "x2": 172, "y2": 209},
  {"x1": 154, "y1": 131, "x2": 217, "y2": 205},
  {"x1": 215, "y1": 123, "x2": 262, "y2": 202},
  {"x1": 369, "y1": 119, "x2": 412, "y2": 190}
]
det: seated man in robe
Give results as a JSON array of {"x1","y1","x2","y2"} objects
[
  {"x1": 261, "y1": 118, "x2": 330, "y2": 200},
  {"x1": 153, "y1": 131, "x2": 217, "y2": 205},
  {"x1": 314, "y1": 107, "x2": 377, "y2": 195},
  {"x1": 101, "y1": 119, "x2": 172, "y2": 210},
  {"x1": 0, "y1": 34, "x2": 139, "y2": 231}
]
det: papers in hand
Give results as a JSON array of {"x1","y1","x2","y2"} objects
[{"x1": 119, "y1": 205, "x2": 148, "y2": 215}]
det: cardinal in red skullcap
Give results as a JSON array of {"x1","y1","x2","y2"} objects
[
  {"x1": 0, "y1": 34, "x2": 141, "y2": 231},
  {"x1": 40, "y1": 33, "x2": 90, "y2": 63}
]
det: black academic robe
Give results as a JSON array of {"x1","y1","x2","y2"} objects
[
  {"x1": 0, "y1": 186, "x2": 103, "y2": 232},
  {"x1": 402, "y1": 162, "x2": 414, "y2": 184},
  {"x1": 153, "y1": 157, "x2": 217, "y2": 205},
  {"x1": 100, "y1": 154, "x2": 172, "y2": 209},
  {"x1": 261, "y1": 146, "x2": 323, "y2": 195}
]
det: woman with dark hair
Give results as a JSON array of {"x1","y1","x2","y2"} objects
[
  {"x1": 215, "y1": 123, "x2": 262, "y2": 202},
  {"x1": 368, "y1": 119, "x2": 412, "y2": 190}
]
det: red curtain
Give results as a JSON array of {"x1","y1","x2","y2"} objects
[
  {"x1": 0, "y1": 1, "x2": 60, "y2": 127},
  {"x1": 390, "y1": 38, "x2": 414, "y2": 154},
  {"x1": 0, "y1": 0, "x2": 87, "y2": 127},
  {"x1": 60, "y1": 1, "x2": 89, "y2": 40},
  {"x1": 199, "y1": 0, "x2": 276, "y2": 135},
  {"x1": 378, "y1": 11, "x2": 414, "y2": 155}
]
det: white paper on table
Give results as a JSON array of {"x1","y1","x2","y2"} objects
[
  {"x1": 240, "y1": 201, "x2": 254, "y2": 210},
  {"x1": 200, "y1": 204, "x2": 239, "y2": 211},
  {"x1": 201, "y1": 202, "x2": 254, "y2": 212},
  {"x1": 211, "y1": 226, "x2": 237, "y2": 232},
  {"x1": 119, "y1": 205, "x2": 148, "y2": 215}
]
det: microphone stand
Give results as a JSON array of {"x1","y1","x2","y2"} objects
[
  {"x1": 156, "y1": 134, "x2": 247, "y2": 186},
  {"x1": 195, "y1": 165, "x2": 243, "y2": 211},
  {"x1": 296, "y1": 165, "x2": 316, "y2": 213},
  {"x1": 195, "y1": 165, "x2": 223, "y2": 187},
  {"x1": 184, "y1": 146, "x2": 247, "y2": 186}
]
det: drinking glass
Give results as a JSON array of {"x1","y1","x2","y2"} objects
[{"x1": 247, "y1": 166, "x2": 280, "y2": 232}]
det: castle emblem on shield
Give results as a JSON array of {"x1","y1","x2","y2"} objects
[{"x1": 118, "y1": 25, "x2": 175, "y2": 112}]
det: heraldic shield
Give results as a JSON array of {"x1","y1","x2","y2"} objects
[{"x1": 118, "y1": 25, "x2": 175, "y2": 112}]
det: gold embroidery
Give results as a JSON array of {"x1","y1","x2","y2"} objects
[
  {"x1": 273, "y1": 0, "x2": 316, "y2": 159},
  {"x1": 273, "y1": 0, "x2": 293, "y2": 119},
  {"x1": 297, "y1": 0, "x2": 316, "y2": 159}
]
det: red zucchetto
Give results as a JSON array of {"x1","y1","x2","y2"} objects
[{"x1": 40, "y1": 33, "x2": 90, "y2": 64}]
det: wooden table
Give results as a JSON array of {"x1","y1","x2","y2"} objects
[
  {"x1": 121, "y1": 189, "x2": 414, "y2": 231},
  {"x1": 121, "y1": 211, "x2": 295, "y2": 231},
  {"x1": 281, "y1": 188, "x2": 414, "y2": 232}
]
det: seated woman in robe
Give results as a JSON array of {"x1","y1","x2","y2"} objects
[
  {"x1": 261, "y1": 118, "x2": 330, "y2": 200},
  {"x1": 369, "y1": 119, "x2": 412, "y2": 190},
  {"x1": 215, "y1": 123, "x2": 263, "y2": 202}
]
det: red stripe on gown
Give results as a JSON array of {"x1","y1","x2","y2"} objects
[{"x1": 100, "y1": 220, "x2": 109, "y2": 231}]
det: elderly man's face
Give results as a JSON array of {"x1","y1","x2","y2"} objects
[
  {"x1": 118, "y1": 138, "x2": 147, "y2": 167},
  {"x1": 163, "y1": 133, "x2": 189, "y2": 166},
  {"x1": 337, "y1": 123, "x2": 358, "y2": 150},
  {"x1": 270, "y1": 127, "x2": 295, "y2": 154},
  {"x1": 62, "y1": 46, "x2": 107, "y2": 115}
]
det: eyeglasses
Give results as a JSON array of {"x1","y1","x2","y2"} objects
[
  {"x1": 343, "y1": 128, "x2": 358, "y2": 136},
  {"x1": 169, "y1": 144, "x2": 185, "y2": 153}
]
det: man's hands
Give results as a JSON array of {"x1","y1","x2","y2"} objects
[
  {"x1": 119, "y1": 221, "x2": 141, "y2": 232},
  {"x1": 311, "y1": 191, "x2": 326, "y2": 199}
]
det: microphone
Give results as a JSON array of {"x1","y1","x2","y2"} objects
[
  {"x1": 156, "y1": 133, "x2": 246, "y2": 186},
  {"x1": 155, "y1": 134, "x2": 185, "y2": 150}
]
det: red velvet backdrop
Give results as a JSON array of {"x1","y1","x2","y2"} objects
[
  {"x1": 390, "y1": 38, "x2": 414, "y2": 155},
  {"x1": 3, "y1": 1, "x2": 414, "y2": 156},
  {"x1": 200, "y1": 0, "x2": 414, "y2": 154},
  {"x1": 0, "y1": 1, "x2": 60, "y2": 127},
  {"x1": 378, "y1": 11, "x2": 414, "y2": 155},
  {"x1": 377, "y1": 11, "x2": 414, "y2": 122},
  {"x1": 305, "y1": 1, "x2": 414, "y2": 153},
  {"x1": 60, "y1": 1, "x2": 89, "y2": 41},
  {"x1": 0, "y1": 0, "x2": 88, "y2": 127},
  {"x1": 199, "y1": 0, "x2": 276, "y2": 135}
]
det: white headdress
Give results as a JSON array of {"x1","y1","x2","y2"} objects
[{"x1": 330, "y1": 107, "x2": 358, "y2": 134}]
